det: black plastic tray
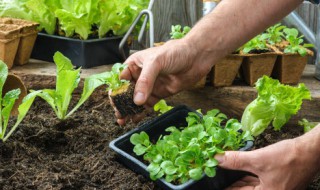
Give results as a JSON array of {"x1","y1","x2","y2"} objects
[
  {"x1": 31, "y1": 33, "x2": 129, "y2": 68},
  {"x1": 109, "y1": 105, "x2": 254, "y2": 190}
]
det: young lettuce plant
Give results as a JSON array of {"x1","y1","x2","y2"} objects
[
  {"x1": 153, "y1": 99, "x2": 173, "y2": 115},
  {"x1": 265, "y1": 23, "x2": 287, "y2": 45},
  {"x1": 283, "y1": 28, "x2": 314, "y2": 56},
  {"x1": 240, "y1": 34, "x2": 270, "y2": 54},
  {"x1": 298, "y1": 119, "x2": 318, "y2": 133},
  {"x1": 107, "y1": 63, "x2": 144, "y2": 117},
  {"x1": 130, "y1": 109, "x2": 252, "y2": 184},
  {"x1": 170, "y1": 25, "x2": 191, "y2": 39},
  {"x1": 0, "y1": 61, "x2": 40, "y2": 142},
  {"x1": 34, "y1": 51, "x2": 110, "y2": 120},
  {"x1": 241, "y1": 76, "x2": 311, "y2": 137}
]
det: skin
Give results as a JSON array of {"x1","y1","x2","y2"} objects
[{"x1": 111, "y1": 0, "x2": 320, "y2": 188}]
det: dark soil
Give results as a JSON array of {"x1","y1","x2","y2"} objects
[{"x1": 0, "y1": 93, "x2": 319, "y2": 190}]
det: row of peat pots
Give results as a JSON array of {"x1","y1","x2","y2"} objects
[
  {"x1": 197, "y1": 47, "x2": 313, "y2": 88},
  {"x1": 0, "y1": 17, "x2": 39, "y2": 69}
]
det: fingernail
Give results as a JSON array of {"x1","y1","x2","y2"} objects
[
  {"x1": 134, "y1": 92, "x2": 145, "y2": 105},
  {"x1": 214, "y1": 154, "x2": 224, "y2": 164}
]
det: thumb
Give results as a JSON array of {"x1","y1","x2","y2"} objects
[
  {"x1": 214, "y1": 151, "x2": 254, "y2": 173},
  {"x1": 133, "y1": 61, "x2": 160, "y2": 105}
]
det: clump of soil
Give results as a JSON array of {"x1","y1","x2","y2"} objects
[{"x1": 0, "y1": 93, "x2": 319, "y2": 189}]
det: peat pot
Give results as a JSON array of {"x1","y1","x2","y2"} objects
[
  {"x1": 211, "y1": 54, "x2": 243, "y2": 87},
  {"x1": 31, "y1": 33, "x2": 129, "y2": 68},
  {"x1": 110, "y1": 105, "x2": 254, "y2": 190}
]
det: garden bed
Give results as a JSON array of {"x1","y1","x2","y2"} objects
[
  {"x1": 0, "y1": 93, "x2": 319, "y2": 189},
  {"x1": 0, "y1": 60, "x2": 319, "y2": 189}
]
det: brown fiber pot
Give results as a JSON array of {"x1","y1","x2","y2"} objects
[
  {"x1": 211, "y1": 54, "x2": 243, "y2": 87},
  {"x1": 0, "y1": 18, "x2": 39, "y2": 65},
  {"x1": 3, "y1": 74, "x2": 27, "y2": 116},
  {"x1": 0, "y1": 24, "x2": 21, "y2": 69},
  {"x1": 271, "y1": 50, "x2": 313, "y2": 85}
]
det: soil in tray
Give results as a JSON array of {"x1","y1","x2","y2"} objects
[{"x1": 0, "y1": 93, "x2": 319, "y2": 190}]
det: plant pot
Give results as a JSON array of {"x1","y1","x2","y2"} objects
[
  {"x1": 109, "y1": 105, "x2": 253, "y2": 190},
  {"x1": 0, "y1": 18, "x2": 40, "y2": 66},
  {"x1": 3, "y1": 74, "x2": 27, "y2": 116},
  {"x1": 211, "y1": 54, "x2": 243, "y2": 87},
  {"x1": 271, "y1": 51, "x2": 313, "y2": 84},
  {"x1": 0, "y1": 24, "x2": 21, "y2": 69},
  {"x1": 31, "y1": 33, "x2": 130, "y2": 68},
  {"x1": 241, "y1": 53, "x2": 278, "y2": 86}
]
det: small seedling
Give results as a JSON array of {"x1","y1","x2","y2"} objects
[
  {"x1": 170, "y1": 25, "x2": 191, "y2": 39},
  {"x1": 107, "y1": 63, "x2": 144, "y2": 117},
  {"x1": 0, "y1": 61, "x2": 40, "y2": 142},
  {"x1": 283, "y1": 28, "x2": 314, "y2": 56},
  {"x1": 298, "y1": 119, "x2": 318, "y2": 133},
  {"x1": 265, "y1": 23, "x2": 287, "y2": 45},
  {"x1": 153, "y1": 99, "x2": 173, "y2": 115},
  {"x1": 240, "y1": 34, "x2": 270, "y2": 54}
]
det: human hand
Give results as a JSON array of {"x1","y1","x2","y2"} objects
[
  {"x1": 215, "y1": 136, "x2": 320, "y2": 190},
  {"x1": 115, "y1": 39, "x2": 215, "y2": 125}
]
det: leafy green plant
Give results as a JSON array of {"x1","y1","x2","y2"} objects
[
  {"x1": 0, "y1": 60, "x2": 40, "y2": 142},
  {"x1": 104, "y1": 63, "x2": 128, "y2": 92},
  {"x1": 265, "y1": 23, "x2": 287, "y2": 45},
  {"x1": 153, "y1": 99, "x2": 173, "y2": 115},
  {"x1": 283, "y1": 28, "x2": 314, "y2": 56},
  {"x1": 298, "y1": 119, "x2": 318, "y2": 133},
  {"x1": 34, "y1": 51, "x2": 110, "y2": 120},
  {"x1": 241, "y1": 76, "x2": 311, "y2": 137},
  {"x1": 170, "y1": 25, "x2": 191, "y2": 39},
  {"x1": 240, "y1": 34, "x2": 269, "y2": 54},
  {"x1": 130, "y1": 109, "x2": 252, "y2": 184},
  {"x1": 0, "y1": 0, "x2": 150, "y2": 39}
]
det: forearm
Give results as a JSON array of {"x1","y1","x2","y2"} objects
[
  {"x1": 296, "y1": 124, "x2": 320, "y2": 169},
  {"x1": 183, "y1": 0, "x2": 303, "y2": 66}
]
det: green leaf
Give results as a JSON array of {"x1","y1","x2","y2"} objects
[
  {"x1": 130, "y1": 131, "x2": 150, "y2": 146},
  {"x1": 189, "y1": 167, "x2": 203, "y2": 180},
  {"x1": 153, "y1": 99, "x2": 173, "y2": 115},
  {"x1": 204, "y1": 167, "x2": 216, "y2": 177},
  {"x1": 133, "y1": 144, "x2": 148, "y2": 156},
  {"x1": 204, "y1": 158, "x2": 218, "y2": 167}
]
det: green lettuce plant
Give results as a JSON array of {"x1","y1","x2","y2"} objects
[
  {"x1": 283, "y1": 28, "x2": 314, "y2": 56},
  {"x1": 240, "y1": 34, "x2": 269, "y2": 54},
  {"x1": 298, "y1": 119, "x2": 318, "y2": 133},
  {"x1": 34, "y1": 51, "x2": 110, "y2": 120},
  {"x1": 170, "y1": 25, "x2": 191, "y2": 39},
  {"x1": 131, "y1": 109, "x2": 252, "y2": 184},
  {"x1": 153, "y1": 99, "x2": 173, "y2": 115},
  {"x1": 0, "y1": 0, "x2": 149, "y2": 39},
  {"x1": 0, "y1": 61, "x2": 40, "y2": 142},
  {"x1": 265, "y1": 23, "x2": 287, "y2": 45},
  {"x1": 241, "y1": 76, "x2": 311, "y2": 136}
]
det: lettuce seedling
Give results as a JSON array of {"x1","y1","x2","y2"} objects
[
  {"x1": 298, "y1": 119, "x2": 318, "y2": 133},
  {"x1": 265, "y1": 23, "x2": 287, "y2": 45},
  {"x1": 107, "y1": 63, "x2": 144, "y2": 117},
  {"x1": 34, "y1": 51, "x2": 110, "y2": 120},
  {"x1": 153, "y1": 99, "x2": 173, "y2": 115},
  {"x1": 241, "y1": 76, "x2": 311, "y2": 137},
  {"x1": 0, "y1": 61, "x2": 40, "y2": 142},
  {"x1": 240, "y1": 34, "x2": 270, "y2": 54},
  {"x1": 131, "y1": 109, "x2": 252, "y2": 184},
  {"x1": 170, "y1": 25, "x2": 191, "y2": 39},
  {"x1": 283, "y1": 28, "x2": 314, "y2": 56}
]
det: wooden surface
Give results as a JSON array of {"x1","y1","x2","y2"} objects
[{"x1": 10, "y1": 60, "x2": 320, "y2": 126}]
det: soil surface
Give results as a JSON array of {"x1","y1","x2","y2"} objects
[{"x1": 0, "y1": 93, "x2": 319, "y2": 190}]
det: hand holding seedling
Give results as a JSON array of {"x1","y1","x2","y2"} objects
[{"x1": 215, "y1": 124, "x2": 320, "y2": 190}]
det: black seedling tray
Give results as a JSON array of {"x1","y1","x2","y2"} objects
[
  {"x1": 31, "y1": 33, "x2": 129, "y2": 68},
  {"x1": 109, "y1": 105, "x2": 254, "y2": 190}
]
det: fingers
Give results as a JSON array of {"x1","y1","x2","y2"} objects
[
  {"x1": 133, "y1": 61, "x2": 161, "y2": 106},
  {"x1": 214, "y1": 151, "x2": 255, "y2": 174}
]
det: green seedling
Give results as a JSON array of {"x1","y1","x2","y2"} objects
[
  {"x1": 153, "y1": 99, "x2": 173, "y2": 115},
  {"x1": 240, "y1": 34, "x2": 269, "y2": 54},
  {"x1": 131, "y1": 109, "x2": 252, "y2": 184},
  {"x1": 0, "y1": 61, "x2": 40, "y2": 142},
  {"x1": 170, "y1": 25, "x2": 191, "y2": 39},
  {"x1": 298, "y1": 119, "x2": 318, "y2": 133},
  {"x1": 265, "y1": 23, "x2": 287, "y2": 45},
  {"x1": 34, "y1": 51, "x2": 110, "y2": 120},
  {"x1": 283, "y1": 28, "x2": 314, "y2": 56}
]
